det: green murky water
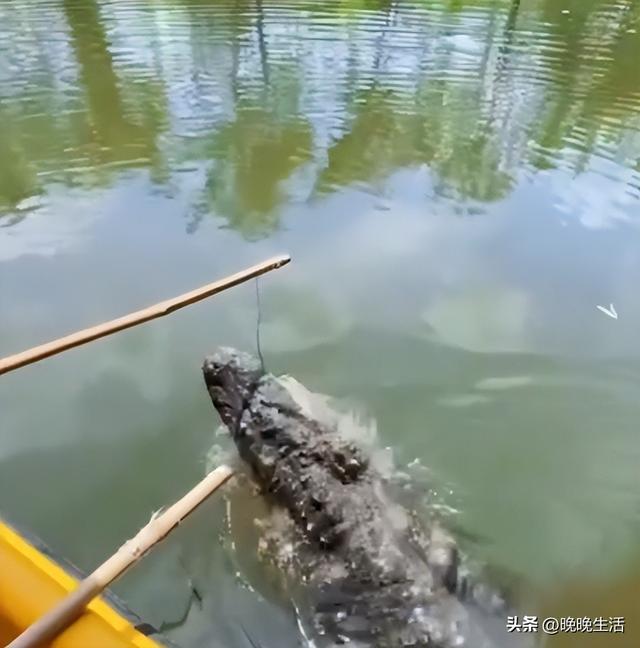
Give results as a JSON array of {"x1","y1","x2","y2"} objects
[{"x1": 1, "y1": 0, "x2": 639, "y2": 645}]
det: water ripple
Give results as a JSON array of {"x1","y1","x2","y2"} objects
[{"x1": 0, "y1": 0, "x2": 638, "y2": 220}]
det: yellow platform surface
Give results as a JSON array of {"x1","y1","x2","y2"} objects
[{"x1": 0, "y1": 519, "x2": 163, "y2": 647}]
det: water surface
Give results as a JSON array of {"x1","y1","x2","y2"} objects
[{"x1": 1, "y1": 0, "x2": 639, "y2": 645}]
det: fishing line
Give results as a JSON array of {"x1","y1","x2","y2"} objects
[{"x1": 255, "y1": 277, "x2": 266, "y2": 372}]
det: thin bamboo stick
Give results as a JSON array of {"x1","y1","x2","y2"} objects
[
  {"x1": 7, "y1": 465, "x2": 235, "y2": 648},
  {"x1": 0, "y1": 254, "x2": 290, "y2": 376}
]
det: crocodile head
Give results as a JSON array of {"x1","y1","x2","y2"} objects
[{"x1": 202, "y1": 347, "x2": 263, "y2": 434}]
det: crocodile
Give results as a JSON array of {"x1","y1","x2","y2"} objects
[{"x1": 203, "y1": 347, "x2": 523, "y2": 647}]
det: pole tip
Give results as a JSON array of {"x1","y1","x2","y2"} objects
[{"x1": 273, "y1": 254, "x2": 292, "y2": 268}]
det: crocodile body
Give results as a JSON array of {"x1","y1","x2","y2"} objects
[{"x1": 203, "y1": 348, "x2": 521, "y2": 647}]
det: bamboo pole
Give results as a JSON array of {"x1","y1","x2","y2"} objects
[
  {"x1": 7, "y1": 465, "x2": 235, "y2": 648},
  {"x1": 0, "y1": 254, "x2": 290, "y2": 376}
]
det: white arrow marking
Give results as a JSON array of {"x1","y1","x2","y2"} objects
[{"x1": 596, "y1": 303, "x2": 618, "y2": 319}]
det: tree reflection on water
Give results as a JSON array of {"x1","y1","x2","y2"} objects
[{"x1": 0, "y1": 0, "x2": 638, "y2": 235}]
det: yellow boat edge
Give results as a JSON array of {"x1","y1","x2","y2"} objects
[{"x1": 0, "y1": 518, "x2": 165, "y2": 647}]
